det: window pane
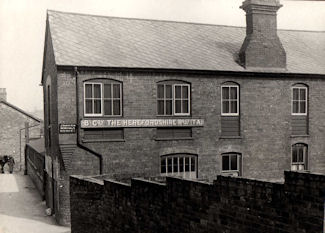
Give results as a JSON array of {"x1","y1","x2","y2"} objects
[
  {"x1": 85, "y1": 84, "x2": 92, "y2": 98},
  {"x1": 173, "y1": 157, "x2": 178, "y2": 173},
  {"x1": 185, "y1": 157, "x2": 189, "y2": 172},
  {"x1": 182, "y1": 100, "x2": 189, "y2": 113},
  {"x1": 175, "y1": 86, "x2": 181, "y2": 98},
  {"x1": 113, "y1": 100, "x2": 120, "y2": 115},
  {"x1": 230, "y1": 87, "x2": 237, "y2": 99},
  {"x1": 293, "y1": 88, "x2": 299, "y2": 101},
  {"x1": 113, "y1": 84, "x2": 120, "y2": 98},
  {"x1": 300, "y1": 89, "x2": 306, "y2": 100},
  {"x1": 230, "y1": 155, "x2": 238, "y2": 170},
  {"x1": 104, "y1": 84, "x2": 111, "y2": 98},
  {"x1": 292, "y1": 147, "x2": 297, "y2": 163},
  {"x1": 182, "y1": 86, "x2": 188, "y2": 99},
  {"x1": 230, "y1": 101, "x2": 237, "y2": 114},
  {"x1": 175, "y1": 100, "x2": 182, "y2": 113},
  {"x1": 161, "y1": 159, "x2": 166, "y2": 173},
  {"x1": 157, "y1": 85, "x2": 164, "y2": 98},
  {"x1": 292, "y1": 101, "x2": 299, "y2": 113},
  {"x1": 166, "y1": 100, "x2": 172, "y2": 115},
  {"x1": 300, "y1": 101, "x2": 306, "y2": 113},
  {"x1": 166, "y1": 85, "x2": 172, "y2": 98},
  {"x1": 104, "y1": 100, "x2": 112, "y2": 115},
  {"x1": 298, "y1": 147, "x2": 304, "y2": 162},
  {"x1": 94, "y1": 100, "x2": 101, "y2": 114},
  {"x1": 222, "y1": 101, "x2": 229, "y2": 114},
  {"x1": 85, "y1": 100, "x2": 93, "y2": 114},
  {"x1": 222, "y1": 156, "x2": 229, "y2": 171},
  {"x1": 179, "y1": 157, "x2": 184, "y2": 172},
  {"x1": 94, "y1": 84, "x2": 101, "y2": 98},
  {"x1": 190, "y1": 157, "x2": 195, "y2": 172},
  {"x1": 158, "y1": 100, "x2": 164, "y2": 115},
  {"x1": 167, "y1": 158, "x2": 172, "y2": 173},
  {"x1": 222, "y1": 87, "x2": 229, "y2": 100}
]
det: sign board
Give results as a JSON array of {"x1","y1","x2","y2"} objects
[
  {"x1": 81, "y1": 119, "x2": 204, "y2": 128},
  {"x1": 59, "y1": 124, "x2": 76, "y2": 134}
]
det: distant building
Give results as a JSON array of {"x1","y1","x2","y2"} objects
[
  {"x1": 41, "y1": 0, "x2": 325, "y2": 225},
  {"x1": 0, "y1": 88, "x2": 43, "y2": 172}
]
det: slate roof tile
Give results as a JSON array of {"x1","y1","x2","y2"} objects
[{"x1": 47, "y1": 10, "x2": 325, "y2": 74}]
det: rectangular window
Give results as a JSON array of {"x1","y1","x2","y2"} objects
[
  {"x1": 291, "y1": 144, "x2": 308, "y2": 171},
  {"x1": 84, "y1": 82, "x2": 122, "y2": 117},
  {"x1": 156, "y1": 127, "x2": 192, "y2": 139},
  {"x1": 83, "y1": 128, "x2": 124, "y2": 140},
  {"x1": 221, "y1": 153, "x2": 241, "y2": 176},
  {"x1": 157, "y1": 83, "x2": 190, "y2": 116},
  {"x1": 160, "y1": 155, "x2": 197, "y2": 179},
  {"x1": 103, "y1": 84, "x2": 122, "y2": 116},
  {"x1": 84, "y1": 83, "x2": 102, "y2": 116},
  {"x1": 292, "y1": 87, "x2": 307, "y2": 115},
  {"x1": 221, "y1": 85, "x2": 239, "y2": 116}
]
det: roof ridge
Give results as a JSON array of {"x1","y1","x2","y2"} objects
[
  {"x1": 47, "y1": 9, "x2": 246, "y2": 29},
  {"x1": 0, "y1": 100, "x2": 41, "y2": 123},
  {"x1": 47, "y1": 9, "x2": 325, "y2": 33}
]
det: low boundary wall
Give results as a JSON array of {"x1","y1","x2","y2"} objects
[{"x1": 70, "y1": 171, "x2": 325, "y2": 233}]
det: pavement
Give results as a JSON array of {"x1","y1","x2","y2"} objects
[{"x1": 0, "y1": 172, "x2": 70, "y2": 233}]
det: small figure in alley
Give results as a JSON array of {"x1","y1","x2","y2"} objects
[
  {"x1": 8, "y1": 156, "x2": 15, "y2": 173},
  {"x1": 0, "y1": 155, "x2": 15, "y2": 173},
  {"x1": 0, "y1": 155, "x2": 9, "y2": 173}
]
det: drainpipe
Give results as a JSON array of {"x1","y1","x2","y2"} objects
[{"x1": 74, "y1": 67, "x2": 103, "y2": 174}]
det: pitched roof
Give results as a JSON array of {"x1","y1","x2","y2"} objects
[
  {"x1": 47, "y1": 10, "x2": 325, "y2": 75},
  {"x1": 0, "y1": 100, "x2": 41, "y2": 123}
]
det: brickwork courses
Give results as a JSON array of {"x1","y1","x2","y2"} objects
[{"x1": 70, "y1": 171, "x2": 325, "y2": 233}]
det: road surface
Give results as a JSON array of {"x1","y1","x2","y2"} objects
[{"x1": 0, "y1": 173, "x2": 70, "y2": 233}]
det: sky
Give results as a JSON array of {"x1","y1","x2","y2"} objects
[{"x1": 0, "y1": 0, "x2": 324, "y2": 113}]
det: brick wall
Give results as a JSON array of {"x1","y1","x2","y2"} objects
[
  {"x1": 57, "y1": 70, "x2": 325, "y2": 182},
  {"x1": 70, "y1": 171, "x2": 325, "y2": 233}
]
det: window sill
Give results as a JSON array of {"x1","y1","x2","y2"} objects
[
  {"x1": 219, "y1": 136, "x2": 242, "y2": 139},
  {"x1": 290, "y1": 135, "x2": 309, "y2": 138},
  {"x1": 154, "y1": 137, "x2": 193, "y2": 141},
  {"x1": 82, "y1": 139, "x2": 125, "y2": 143}
]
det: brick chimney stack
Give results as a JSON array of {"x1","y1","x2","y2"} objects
[
  {"x1": 0, "y1": 88, "x2": 7, "y2": 101},
  {"x1": 239, "y1": 0, "x2": 286, "y2": 70}
]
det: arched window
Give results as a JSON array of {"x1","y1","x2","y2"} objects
[
  {"x1": 160, "y1": 154, "x2": 197, "y2": 179},
  {"x1": 157, "y1": 81, "x2": 190, "y2": 116},
  {"x1": 292, "y1": 84, "x2": 308, "y2": 115},
  {"x1": 291, "y1": 143, "x2": 308, "y2": 171},
  {"x1": 221, "y1": 152, "x2": 242, "y2": 176},
  {"x1": 84, "y1": 79, "x2": 122, "y2": 117},
  {"x1": 221, "y1": 82, "x2": 239, "y2": 116}
]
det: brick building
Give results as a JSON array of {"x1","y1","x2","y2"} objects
[
  {"x1": 41, "y1": 0, "x2": 325, "y2": 225},
  {"x1": 0, "y1": 88, "x2": 42, "y2": 172}
]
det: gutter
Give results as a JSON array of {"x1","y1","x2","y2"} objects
[{"x1": 74, "y1": 67, "x2": 103, "y2": 174}]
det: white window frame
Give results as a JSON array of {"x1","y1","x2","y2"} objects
[
  {"x1": 221, "y1": 85, "x2": 239, "y2": 116},
  {"x1": 221, "y1": 153, "x2": 241, "y2": 174},
  {"x1": 173, "y1": 84, "x2": 190, "y2": 116},
  {"x1": 291, "y1": 143, "x2": 308, "y2": 171},
  {"x1": 84, "y1": 82, "x2": 103, "y2": 117},
  {"x1": 160, "y1": 154, "x2": 197, "y2": 179},
  {"x1": 157, "y1": 83, "x2": 190, "y2": 116},
  {"x1": 291, "y1": 86, "x2": 307, "y2": 116},
  {"x1": 103, "y1": 83, "x2": 122, "y2": 117},
  {"x1": 84, "y1": 82, "x2": 122, "y2": 117}
]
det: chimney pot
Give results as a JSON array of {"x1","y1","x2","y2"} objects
[{"x1": 0, "y1": 88, "x2": 7, "y2": 101}]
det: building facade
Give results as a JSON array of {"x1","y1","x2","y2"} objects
[
  {"x1": 41, "y1": 0, "x2": 325, "y2": 225},
  {"x1": 0, "y1": 88, "x2": 42, "y2": 172}
]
